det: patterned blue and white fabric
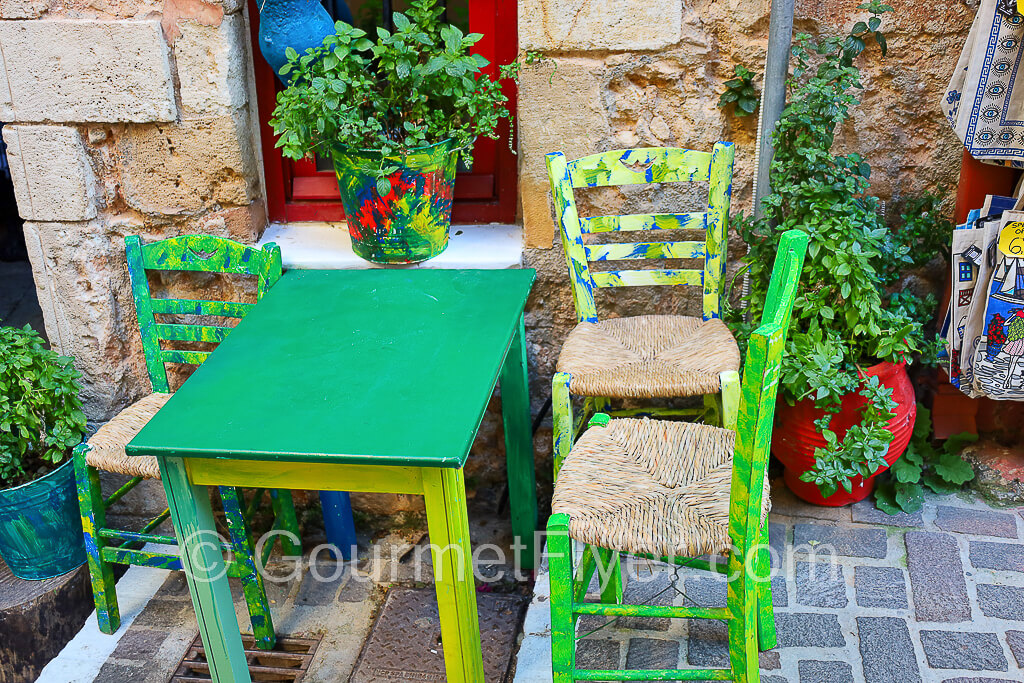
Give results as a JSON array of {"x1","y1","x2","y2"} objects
[{"x1": 944, "y1": 0, "x2": 1024, "y2": 167}]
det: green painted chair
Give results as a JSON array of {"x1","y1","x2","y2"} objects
[
  {"x1": 547, "y1": 229, "x2": 808, "y2": 682},
  {"x1": 72, "y1": 234, "x2": 302, "y2": 650},
  {"x1": 545, "y1": 145, "x2": 740, "y2": 485}
]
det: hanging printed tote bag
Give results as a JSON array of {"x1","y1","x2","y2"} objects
[
  {"x1": 948, "y1": 219, "x2": 989, "y2": 393},
  {"x1": 943, "y1": 0, "x2": 1024, "y2": 166},
  {"x1": 969, "y1": 215, "x2": 1024, "y2": 399},
  {"x1": 954, "y1": 216, "x2": 1004, "y2": 396}
]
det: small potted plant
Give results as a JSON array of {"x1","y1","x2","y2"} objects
[
  {"x1": 0, "y1": 323, "x2": 87, "y2": 579},
  {"x1": 728, "y1": 2, "x2": 951, "y2": 506},
  {"x1": 270, "y1": 0, "x2": 515, "y2": 264}
]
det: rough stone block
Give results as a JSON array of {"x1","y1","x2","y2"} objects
[
  {"x1": 686, "y1": 618, "x2": 782, "y2": 669},
  {"x1": 905, "y1": 531, "x2": 971, "y2": 622},
  {"x1": 0, "y1": 0, "x2": 46, "y2": 18},
  {"x1": 795, "y1": 561, "x2": 848, "y2": 608},
  {"x1": 976, "y1": 583, "x2": 1024, "y2": 621},
  {"x1": 2, "y1": 125, "x2": 97, "y2": 222},
  {"x1": 519, "y1": 0, "x2": 682, "y2": 51},
  {"x1": 793, "y1": 523, "x2": 888, "y2": 558},
  {"x1": 1008, "y1": 630, "x2": 1024, "y2": 668},
  {"x1": 517, "y1": 57, "x2": 611, "y2": 248},
  {"x1": 576, "y1": 638, "x2": 620, "y2": 669},
  {"x1": 774, "y1": 613, "x2": 846, "y2": 648},
  {"x1": 132, "y1": 598, "x2": 196, "y2": 629},
  {"x1": 619, "y1": 570, "x2": 672, "y2": 631},
  {"x1": 109, "y1": 627, "x2": 169, "y2": 661},
  {"x1": 854, "y1": 566, "x2": 908, "y2": 609},
  {"x1": 857, "y1": 616, "x2": 922, "y2": 683},
  {"x1": 22, "y1": 220, "x2": 148, "y2": 422},
  {"x1": 93, "y1": 662, "x2": 149, "y2": 683},
  {"x1": 798, "y1": 660, "x2": 854, "y2": 683},
  {"x1": 935, "y1": 505, "x2": 1019, "y2": 538},
  {"x1": 625, "y1": 637, "x2": 678, "y2": 672},
  {"x1": 773, "y1": 485, "x2": 852, "y2": 523},
  {"x1": 0, "y1": 19, "x2": 176, "y2": 123},
  {"x1": 116, "y1": 115, "x2": 258, "y2": 216},
  {"x1": 173, "y1": 12, "x2": 250, "y2": 116},
  {"x1": 969, "y1": 540, "x2": 1024, "y2": 572},
  {"x1": 920, "y1": 631, "x2": 1008, "y2": 671},
  {"x1": 851, "y1": 500, "x2": 923, "y2": 527}
]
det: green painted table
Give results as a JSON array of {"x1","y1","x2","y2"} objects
[{"x1": 126, "y1": 268, "x2": 537, "y2": 682}]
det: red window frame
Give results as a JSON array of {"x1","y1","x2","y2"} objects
[{"x1": 248, "y1": 0, "x2": 518, "y2": 224}]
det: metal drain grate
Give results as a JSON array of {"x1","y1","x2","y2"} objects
[{"x1": 171, "y1": 634, "x2": 321, "y2": 682}]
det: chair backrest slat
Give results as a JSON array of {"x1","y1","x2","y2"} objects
[
  {"x1": 126, "y1": 234, "x2": 283, "y2": 393},
  {"x1": 728, "y1": 230, "x2": 809, "y2": 556},
  {"x1": 153, "y1": 323, "x2": 232, "y2": 344},
  {"x1": 581, "y1": 212, "x2": 708, "y2": 234},
  {"x1": 566, "y1": 148, "x2": 711, "y2": 188},
  {"x1": 591, "y1": 268, "x2": 703, "y2": 289},
  {"x1": 547, "y1": 143, "x2": 735, "y2": 324},
  {"x1": 149, "y1": 298, "x2": 254, "y2": 318},
  {"x1": 585, "y1": 240, "x2": 706, "y2": 262}
]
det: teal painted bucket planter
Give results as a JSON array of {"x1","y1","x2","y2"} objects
[{"x1": 0, "y1": 458, "x2": 85, "y2": 580}]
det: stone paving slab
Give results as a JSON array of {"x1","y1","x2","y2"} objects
[{"x1": 512, "y1": 480, "x2": 1024, "y2": 683}]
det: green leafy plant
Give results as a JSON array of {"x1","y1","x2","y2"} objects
[
  {"x1": 726, "y1": 2, "x2": 951, "y2": 500},
  {"x1": 270, "y1": 0, "x2": 515, "y2": 170},
  {"x1": 0, "y1": 324, "x2": 86, "y2": 488},
  {"x1": 875, "y1": 405, "x2": 977, "y2": 514},
  {"x1": 718, "y1": 64, "x2": 759, "y2": 117}
]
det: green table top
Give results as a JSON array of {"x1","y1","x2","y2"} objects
[{"x1": 127, "y1": 268, "x2": 535, "y2": 468}]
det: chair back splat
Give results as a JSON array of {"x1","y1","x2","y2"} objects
[
  {"x1": 125, "y1": 234, "x2": 282, "y2": 393},
  {"x1": 545, "y1": 144, "x2": 736, "y2": 324}
]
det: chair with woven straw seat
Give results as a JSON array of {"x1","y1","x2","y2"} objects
[
  {"x1": 72, "y1": 234, "x2": 302, "y2": 650},
  {"x1": 546, "y1": 145, "x2": 740, "y2": 486},
  {"x1": 546, "y1": 229, "x2": 808, "y2": 683}
]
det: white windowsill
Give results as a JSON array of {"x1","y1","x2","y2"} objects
[{"x1": 259, "y1": 222, "x2": 524, "y2": 270}]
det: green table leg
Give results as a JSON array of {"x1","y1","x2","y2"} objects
[
  {"x1": 500, "y1": 314, "x2": 538, "y2": 570},
  {"x1": 423, "y1": 467, "x2": 484, "y2": 683},
  {"x1": 158, "y1": 456, "x2": 251, "y2": 683}
]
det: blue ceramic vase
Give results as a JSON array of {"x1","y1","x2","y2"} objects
[{"x1": 258, "y1": 0, "x2": 353, "y2": 83}]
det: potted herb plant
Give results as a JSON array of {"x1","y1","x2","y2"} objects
[
  {"x1": 729, "y1": 2, "x2": 951, "y2": 506},
  {"x1": 269, "y1": 0, "x2": 515, "y2": 264},
  {"x1": 0, "y1": 323, "x2": 87, "y2": 579}
]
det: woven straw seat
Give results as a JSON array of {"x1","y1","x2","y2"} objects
[
  {"x1": 556, "y1": 315, "x2": 740, "y2": 399},
  {"x1": 552, "y1": 417, "x2": 769, "y2": 559},
  {"x1": 84, "y1": 393, "x2": 172, "y2": 480}
]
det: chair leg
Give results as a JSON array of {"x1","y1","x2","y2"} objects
[
  {"x1": 547, "y1": 514, "x2": 576, "y2": 683},
  {"x1": 553, "y1": 372, "x2": 574, "y2": 480},
  {"x1": 220, "y1": 486, "x2": 276, "y2": 650},
  {"x1": 595, "y1": 547, "x2": 623, "y2": 605},
  {"x1": 755, "y1": 521, "x2": 777, "y2": 651},
  {"x1": 73, "y1": 444, "x2": 121, "y2": 635},
  {"x1": 269, "y1": 489, "x2": 302, "y2": 556},
  {"x1": 726, "y1": 554, "x2": 760, "y2": 683},
  {"x1": 720, "y1": 371, "x2": 741, "y2": 431}
]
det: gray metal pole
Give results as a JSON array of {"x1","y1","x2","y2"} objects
[{"x1": 752, "y1": 0, "x2": 796, "y2": 219}]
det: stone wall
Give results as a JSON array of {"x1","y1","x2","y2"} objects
[
  {"x1": 1, "y1": 2, "x2": 263, "y2": 423},
  {"x1": 515, "y1": 0, "x2": 976, "y2": 500}
]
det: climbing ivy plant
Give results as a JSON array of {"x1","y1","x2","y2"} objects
[
  {"x1": 0, "y1": 324, "x2": 86, "y2": 488},
  {"x1": 270, "y1": 0, "x2": 515, "y2": 168},
  {"x1": 727, "y1": 2, "x2": 952, "y2": 501}
]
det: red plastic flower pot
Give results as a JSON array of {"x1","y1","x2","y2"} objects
[{"x1": 773, "y1": 361, "x2": 917, "y2": 506}]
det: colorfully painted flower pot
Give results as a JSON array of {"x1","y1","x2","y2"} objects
[
  {"x1": 332, "y1": 140, "x2": 458, "y2": 265},
  {"x1": 0, "y1": 458, "x2": 85, "y2": 580},
  {"x1": 773, "y1": 361, "x2": 917, "y2": 506}
]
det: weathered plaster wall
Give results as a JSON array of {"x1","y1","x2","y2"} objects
[{"x1": 515, "y1": 0, "x2": 975, "y2": 503}]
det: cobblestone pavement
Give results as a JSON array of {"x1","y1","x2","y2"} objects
[{"x1": 514, "y1": 478, "x2": 1024, "y2": 683}]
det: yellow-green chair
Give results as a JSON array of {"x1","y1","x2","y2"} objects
[{"x1": 546, "y1": 229, "x2": 808, "y2": 682}]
